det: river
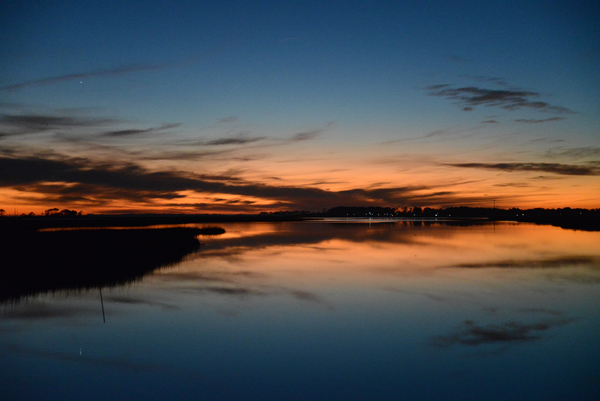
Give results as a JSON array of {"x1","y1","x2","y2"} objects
[{"x1": 1, "y1": 220, "x2": 599, "y2": 400}]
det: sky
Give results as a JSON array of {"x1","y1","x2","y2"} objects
[{"x1": 1, "y1": 1, "x2": 599, "y2": 214}]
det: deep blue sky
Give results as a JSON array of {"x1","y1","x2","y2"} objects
[{"x1": 1, "y1": 1, "x2": 599, "y2": 213}]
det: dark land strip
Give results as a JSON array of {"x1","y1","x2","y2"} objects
[
  {"x1": 0, "y1": 226, "x2": 224, "y2": 303},
  {"x1": 1, "y1": 206, "x2": 599, "y2": 232}
]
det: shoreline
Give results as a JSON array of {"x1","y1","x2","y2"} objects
[
  {"x1": 0, "y1": 226, "x2": 223, "y2": 303},
  {"x1": 1, "y1": 212, "x2": 598, "y2": 232}
]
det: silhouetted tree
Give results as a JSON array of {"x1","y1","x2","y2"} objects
[
  {"x1": 0, "y1": 209, "x2": 5, "y2": 217},
  {"x1": 59, "y1": 209, "x2": 78, "y2": 217},
  {"x1": 423, "y1": 207, "x2": 435, "y2": 217}
]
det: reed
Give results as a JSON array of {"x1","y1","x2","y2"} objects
[{"x1": 0, "y1": 227, "x2": 223, "y2": 303}]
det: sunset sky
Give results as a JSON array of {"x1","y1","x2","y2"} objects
[{"x1": 1, "y1": 1, "x2": 599, "y2": 214}]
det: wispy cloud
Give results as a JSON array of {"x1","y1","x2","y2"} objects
[
  {"x1": 529, "y1": 138, "x2": 565, "y2": 144},
  {"x1": 0, "y1": 113, "x2": 116, "y2": 135},
  {"x1": 545, "y1": 147, "x2": 600, "y2": 159},
  {"x1": 0, "y1": 150, "x2": 500, "y2": 211},
  {"x1": 288, "y1": 123, "x2": 333, "y2": 142},
  {"x1": 0, "y1": 63, "x2": 169, "y2": 92},
  {"x1": 290, "y1": 129, "x2": 322, "y2": 142},
  {"x1": 382, "y1": 126, "x2": 480, "y2": 144},
  {"x1": 100, "y1": 123, "x2": 182, "y2": 138},
  {"x1": 291, "y1": 131, "x2": 320, "y2": 141},
  {"x1": 515, "y1": 117, "x2": 565, "y2": 124},
  {"x1": 493, "y1": 182, "x2": 532, "y2": 188},
  {"x1": 428, "y1": 85, "x2": 575, "y2": 114},
  {"x1": 445, "y1": 162, "x2": 600, "y2": 176},
  {"x1": 204, "y1": 136, "x2": 266, "y2": 146}
]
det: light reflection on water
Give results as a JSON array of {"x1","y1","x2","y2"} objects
[{"x1": 1, "y1": 220, "x2": 599, "y2": 400}]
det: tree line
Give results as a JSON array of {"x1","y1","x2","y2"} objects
[{"x1": 0, "y1": 208, "x2": 83, "y2": 217}]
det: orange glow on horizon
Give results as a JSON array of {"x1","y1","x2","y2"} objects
[{"x1": 1, "y1": 138, "x2": 598, "y2": 214}]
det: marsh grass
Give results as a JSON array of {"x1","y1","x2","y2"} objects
[{"x1": 0, "y1": 227, "x2": 224, "y2": 303}]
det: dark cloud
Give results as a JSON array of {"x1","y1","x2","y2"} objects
[
  {"x1": 426, "y1": 84, "x2": 448, "y2": 91},
  {"x1": 531, "y1": 175, "x2": 567, "y2": 181},
  {"x1": 289, "y1": 123, "x2": 333, "y2": 142},
  {"x1": 481, "y1": 120, "x2": 498, "y2": 124},
  {"x1": 291, "y1": 130, "x2": 321, "y2": 142},
  {"x1": 0, "y1": 112, "x2": 185, "y2": 154},
  {"x1": 493, "y1": 182, "x2": 531, "y2": 188},
  {"x1": 0, "y1": 147, "x2": 513, "y2": 210},
  {"x1": 445, "y1": 162, "x2": 600, "y2": 176},
  {"x1": 204, "y1": 136, "x2": 266, "y2": 146},
  {"x1": 431, "y1": 318, "x2": 574, "y2": 347},
  {"x1": 102, "y1": 129, "x2": 146, "y2": 137},
  {"x1": 225, "y1": 199, "x2": 255, "y2": 204},
  {"x1": 515, "y1": 117, "x2": 565, "y2": 124},
  {"x1": 173, "y1": 133, "x2": 267, "y2": 148},
  {"x1": 428, "y1": 85, "x2": 575, "y2": 114},
  {"x1": 0, "y1": 114, "x2": 116, "y2": 134},
  {"x1": 0, "y1": 153, "x2": 433, "y2": 209},
  {"x1": 0, "y1": 63, "x2": 168, "y2": 92},
  {"x1": 136, "y1": 148, "x2": 234, "y2": 161},
  {"x1": 528, "y1": 138, "x2": 565, "y2": 145},
  {"x1": 101, "y1": 123, "x2": 181, "y2": 137}
]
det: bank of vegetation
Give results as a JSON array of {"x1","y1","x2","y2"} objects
[
  {"x1": 0, "y1": 227, "x2": 223, "y2": 303},
  {"x1": 0, "y1": 206, "x2": 598, "y2": 232}
]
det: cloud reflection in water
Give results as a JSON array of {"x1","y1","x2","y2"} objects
[
  {"x1": 2, "y1": 221, "x2": 599, "y2": 401},
  {"x1": 431, "y1": 318, "x2": 575, "y2": 348}
]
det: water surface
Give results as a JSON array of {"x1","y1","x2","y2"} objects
[{"x1": 1, "y1": 220, "x2": 599, "y2": 400}]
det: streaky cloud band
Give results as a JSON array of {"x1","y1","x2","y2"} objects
[
  {"x1": 428, "y1": 84, "x2": 575, "y2": 114},
  {"x1": 444, "y1": 162, "x2": 600, "y2": 176},
  {"x1": 0, "y1": 63, "x2": 169, "y2": 92}
]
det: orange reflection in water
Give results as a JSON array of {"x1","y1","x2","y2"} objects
[{"x1": 151, "y1": 221, "x2": 600, "y2": 299}]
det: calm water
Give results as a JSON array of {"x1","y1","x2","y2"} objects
[{"x1": 1, "y1": 220, "x2": 599, "y2": 400}]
